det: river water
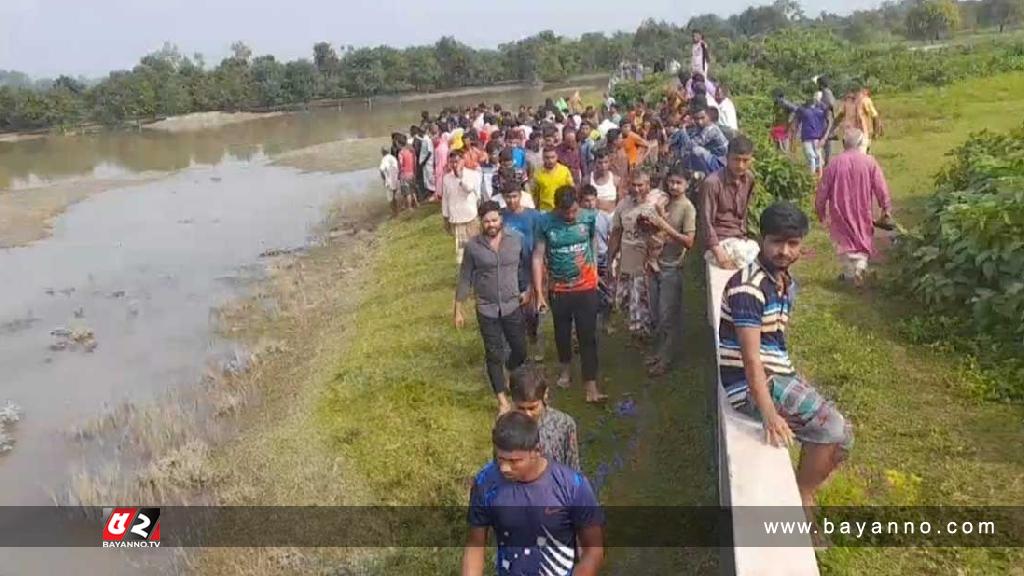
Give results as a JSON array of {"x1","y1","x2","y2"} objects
[{"x1": 0, "y1": 83, "x2": 599, "y2": 573}]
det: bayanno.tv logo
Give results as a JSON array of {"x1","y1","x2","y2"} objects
[{"x1": 101, "y1": 507, "x2": 161, "y2": 548}]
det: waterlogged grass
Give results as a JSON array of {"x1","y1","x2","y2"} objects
[{"x1": 790, "y1": 73, "x2": 1024, "y2": 574}]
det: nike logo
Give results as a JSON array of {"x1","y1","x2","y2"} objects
[{"x1": 544, "y1": 507, "x2": 561, "y2": 516}]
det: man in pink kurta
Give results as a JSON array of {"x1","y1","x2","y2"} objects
[
  {"x1": 815, "y1": 129, "x2": 892, "y2": 285},
  {"x1": 432, "y1": 127, "x2": 449, "y2": 201}
]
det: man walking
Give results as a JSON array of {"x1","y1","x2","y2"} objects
[
  {"x1": 815, "y1": 129, "x2": 893, "y2": 287},
  {"x1": 532, "y1": 147, "x2": 575, "y2": 212},
  {"x1": 607, "y1": 171, "x2": 660, "y2": 341},
  {"x1": 443, "y1": 149, "x2": 483, "y2": 265},
  {"x1": 509, "y1": 364, "x2": 580, "y2": 471},
  {"x1": 776, "y1": 94, "x2": 831, "y2": 178},
  {"x1": 533, "y1": 187, "x2": 607, "y2": 404},
  {"x1": 501, "y1": 183, "x2": 544, "y2": 361},
  {"x1": 718, "y1": 202, "x2": 853, "y2": 513},
  {"x1": 462, "y1": 412, "x2": 605, "y2": 576},
  {"x1": 455, "y1": 201, "x2": 530, "y2": 415}
]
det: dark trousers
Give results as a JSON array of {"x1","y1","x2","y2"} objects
[
  {"x1": 477, "y1": 308, "x2": 528, "y2": 395},
  {"x1": 551, "y1": 289, "x2": 599, "y2": 381},
  {"x1": 650, "y1": 266, "x2": 685, "y2": 367}
]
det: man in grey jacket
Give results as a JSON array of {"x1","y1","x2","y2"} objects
[{"x1": 455, "y1": 201, "x2": 531, "y2": 414}]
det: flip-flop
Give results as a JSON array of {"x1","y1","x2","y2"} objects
[
  {"x1": 556, "y1": 374, "x2": 572, "y2": 389},
  {"x1": 585, "y1": 395, "x2": 609, "y2": 404}
]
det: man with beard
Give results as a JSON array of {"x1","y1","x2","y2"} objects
[{"x1": 455, "y1": 201, "x2": 530, "y2": 415}]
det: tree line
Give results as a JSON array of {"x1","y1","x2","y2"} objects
[{"x1": 1, "y1": 0, "x2": 1022, "y2": 132}]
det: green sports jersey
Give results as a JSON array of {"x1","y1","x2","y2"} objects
[{"x1": 536, "y1": 209, "x2": 598, "y2": 293}]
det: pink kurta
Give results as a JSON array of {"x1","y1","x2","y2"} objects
[
  {"x1": 433, "y1": 136, "x2": 449, "y2": 196},
  {"x1": 815, "y1": 150, "x2": 892, "y2": 256}
]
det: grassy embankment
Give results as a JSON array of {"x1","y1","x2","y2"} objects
[
  {"x1": 197, "y1": 76, "x2": 1024, "y2": 575},
  {"x1": 794, "y1": 73, "x2": 1024, "y2": 574},
  {"x1": 201, "y1": 160, "x2": 719, "y2": 573},
  {"x1": 199, "y1": 206, "x2": 721, "y2": 574}
]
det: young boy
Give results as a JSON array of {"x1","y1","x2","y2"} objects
[
  {"x1": 508, "y1": 364, "x2": 580, "y2": 471},
  {"x1": 378, "y1": 147, "x2": 400, "y2": 217},
  {"x1": 580, "y1": 185, "x2": 614, "y2": 334},
  {"x1": 397, "y1": 134, "x2": 419, "y2": 210},
  {"x1": 644, "y1": 166, "x2": 697, "y2": 376}
]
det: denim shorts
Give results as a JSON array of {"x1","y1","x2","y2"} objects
[{"x1": 733, "y1": 374, "x2": 854, "y2": 453}]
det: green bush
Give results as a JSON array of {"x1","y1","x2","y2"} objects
[
  {"x1": 892, "y1": 125, "x2": 1024, "y2": 401},
  {"x1": 610, "y1": 73, "x2": 672, "y2": 108},
  {"x1": 748, "y1": 145, "x2": 817, "y2": 235}
]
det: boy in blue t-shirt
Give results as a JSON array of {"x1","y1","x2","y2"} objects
[
  {"x1": 501, "y1": 184, "x2": 544, "y2": 359},
  {"x1": 463, "y1": 412, "x2": 605, "y2": 576}
]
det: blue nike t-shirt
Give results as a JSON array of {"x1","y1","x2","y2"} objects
[{"x1": 468, "y1": 460, "x2": 604, "y2": 576}]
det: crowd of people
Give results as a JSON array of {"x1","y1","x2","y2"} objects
[{"x1": 377, "y1": 31, "x2": 895, "y2": 575}]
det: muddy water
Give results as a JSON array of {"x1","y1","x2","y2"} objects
[
  {"x1": 0, "y1": 83, "x2": 600, "y2": 190},
  {"x1": 0, "y1": 82, "x2": 601, "y2": 573}
]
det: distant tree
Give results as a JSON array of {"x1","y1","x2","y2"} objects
[
  {"x1": 730, "y1": 3, "x2": 793, "y2": 36},
  {"x1": 313, "y1": 42, "x2": 340, "y2": 75},
  {"x1": 340, "y1": 47, "x2": 386, "y2": 95},
  {"x1": 434, "y1": 36, "x2": 474, "y2": 88},
  {"x1": 981, "y1": 0, "x2": 1024, "y2": 31},
  {"x1": 230, "y1": 41, "x2": 253, "y2": 64},
  {"x1": 906, "y1": 0, "x2": 961, "y2": 40},
  {"x1": 633, "y1": 19, "x2": 687, "y2": 66},
  {"x1": 283, "y1": 60, "x2": 317, "y2": 103},
  {"x1": 685, "y1": 14, "x2": 737, "y2": 41},
  {"x1": 404, "y1": 46, "x2": 442, "y2": 91},
  {"x1": 250, "y1": 55, "x2": 286, "y2": 107},
  {"x1": 0, "y1": 70, "x2": 34, "y2": 89},
  {"x1": 52, "y1": 75, "x2": 86, "y2": 95}
]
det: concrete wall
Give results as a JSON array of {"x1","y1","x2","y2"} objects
[{"x1": 707, "y1": 262, "x2": 821, "y2": 576}]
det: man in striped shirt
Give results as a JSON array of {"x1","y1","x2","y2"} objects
[{"x1": 718, "y1": 201, "x2": 853, "y2": 512}]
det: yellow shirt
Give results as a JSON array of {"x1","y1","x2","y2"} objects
[
  {"x1": 859, "y1": 96, "x2": 879, "y2": 137},
  {"x1": 532, "y1": 164, "x2": 574, "y2": 211}
]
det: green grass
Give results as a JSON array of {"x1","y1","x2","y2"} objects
[
  {"x1": 310, "y1": 207, "x2": 718, "y2": 573},
  {"x1": 200, "y1": 74, "x2": 1024, "y2": 575},
  {"x1": 792, "y1": 72, "x2": 1024, "y2": 574}
]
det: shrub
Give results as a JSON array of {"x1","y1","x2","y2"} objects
[{"x1": 892, "y1": 125, "x2": 1024, "y2": 400}]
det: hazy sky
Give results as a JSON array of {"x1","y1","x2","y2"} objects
[{"x1": 1, "y1": 0, "x2": 886, "y2": 78}]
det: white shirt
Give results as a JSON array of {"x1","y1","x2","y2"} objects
[
  {"x1": 598, "y1": 119, "x2": 618, "y2": 138},
  {"x1": 378, "y1": 154, "x2": 399, "y2": 191},
  {"x1": 691, "y1": 41, "x2": 709, "y2": 75},
  {"x1": 718, "y1": 98, "x2": 739, "y2": 131},
  {"x1": 442, "y1": 168, "x2": 483, "y2": 224}
]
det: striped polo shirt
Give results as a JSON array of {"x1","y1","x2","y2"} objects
[{"x1": 718, "y1": 259, "x2": 797, "y2": 406}]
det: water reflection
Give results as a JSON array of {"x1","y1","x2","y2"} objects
[{"x1": 0, "y1": 83, "x2": 601, "y2": 189}]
